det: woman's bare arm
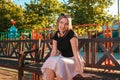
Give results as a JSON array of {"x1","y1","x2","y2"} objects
[
  {"x1": 50, "y1": 40, "x2": 57, "y2": 56},
  {"x1": 70, "y1": 37, "x2": 82, "y2": 73}
]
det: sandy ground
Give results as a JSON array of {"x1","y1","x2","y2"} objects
[
  {"x1": 0, "y1": 67, "x2": 120, "y2": 80},
  {"x1": 0, "y1": 67, "x2": 32, "y2": 80}
]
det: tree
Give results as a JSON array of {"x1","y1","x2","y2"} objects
[
  {"x1": 65, "y1": 0, "x2": 114, "y2": 25},
  {"x1": 62, "y1": 0, "x2": 115, "y2": 37},
  {"x1": 0, "y1": 0, "x2": 23, "y2": 32},
  {"x1": 0, "y1": 0, "x2": 115, "y2": 34},
  {"x1": 24, "y1": 0, "x2": 64, "y2": 30}
]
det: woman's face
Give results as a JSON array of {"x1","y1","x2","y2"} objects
[{"x1": 58, "y1": 18, "x2": 69, "y2": 32}]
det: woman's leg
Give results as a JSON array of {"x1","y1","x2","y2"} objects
[{"x1": 45, "y1": 68, "x2": 55, "y2": 80}]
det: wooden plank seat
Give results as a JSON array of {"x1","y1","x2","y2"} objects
[
  {"x1": 0, "y1": 57, "x2": 18, "y2": 69},
  {"x1": 23, "y1": 63, "x2": 43, "y2": 74}
]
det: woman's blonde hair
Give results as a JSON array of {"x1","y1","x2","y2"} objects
[{"x1": 56, "y1": 14, "x2": 72, "y2": 30}]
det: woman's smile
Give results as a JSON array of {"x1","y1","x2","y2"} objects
[{"x1": 58, "y1": 18, "x2": 69, "y2": 32}]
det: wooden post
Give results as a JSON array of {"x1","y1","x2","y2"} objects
[
  {"x1": 18, "y1": 41, "x2": 24, "y2": 80},
  {"x1": 18, "y1": 51, "x2": 24, "y2": 80}
]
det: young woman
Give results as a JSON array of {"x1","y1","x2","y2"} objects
[{"x1": 41, "y1": 14, "x2": 86, "y2": 80}]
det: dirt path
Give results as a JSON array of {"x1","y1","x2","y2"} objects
[
  {"x1": 0, "y1": 67, "x2": 120, "y2": 80},
  {"x1": 0, "y1": 67, "x2": 32, "y2": 80}
]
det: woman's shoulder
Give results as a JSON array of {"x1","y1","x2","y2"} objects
[
  {"x1": 68, "y1": 29, "x2": 77, "y2": 36},
  {"x1": 67, "y1": 29, "x2": 78, "y2": 39},
  {"x1": 69, "y1": 29, "x2": 75, "y2": 33},
  {"x1": 52, "y1": 30, "x2": 59, "y2": 40}
]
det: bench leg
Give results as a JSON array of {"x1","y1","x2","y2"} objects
[
  {"x1": 18, "y1": 68, "x2": 24, "y2": 80},
  {"x1": 32, "y1": 73, "x2": 43, "y2": 80}
]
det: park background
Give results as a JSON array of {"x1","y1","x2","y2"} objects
[
  {"x1": 0, "y1": 0, "x2": 120, "y2": 38},
  {"x1": 0, "y1": 1, "x2": 120, "y2": 80}
]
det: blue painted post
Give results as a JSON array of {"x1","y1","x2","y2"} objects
[{"x1": 8, "y1": 20, "x2": 19, "y2": 39}]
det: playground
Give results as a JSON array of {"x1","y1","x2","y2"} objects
[
  {"x1": 0, "y1": 20, "x2": 55, "y2": 40},
  {"x1": 1, "y1": 20, "x2": 120, "y2": 40}
]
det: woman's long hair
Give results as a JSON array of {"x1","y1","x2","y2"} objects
[{"x1": 56, "y1": 14, "x2": 73, "y2": 31}]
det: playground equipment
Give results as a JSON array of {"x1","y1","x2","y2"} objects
[
  {"x1": 32, "y1": 30, "x2": 43, "y2": 40},
  {"x1": 0, "y1": 18, "x2": 55, "y2": 40},
  {"x1": 73, "y1": 23, "x2": 116, "y2": 70},
  {"x1": 0, "y1": 26, "x2": 55, "y2": 40},
  {"x1": 73, "y1": 24, "x2": 101, "y2": 38},
  {"x1": 102, "y1": 22, "x2": 114, "y2": 69},
  {"x1": 32, "y1": 28, "x2": 55, "y2": 40},
  {"x1": 19, "y1": 30, "x2": 31, "y2": 40},
  {"x1": 8, "y1": 20, "x2": 19, "y2": 39}
]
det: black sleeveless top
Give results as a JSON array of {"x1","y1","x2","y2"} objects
[{"x1": 52, "y1": 30, "x2": 77, "y2": 57}]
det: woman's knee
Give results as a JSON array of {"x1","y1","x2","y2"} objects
[
  {"x1": 45, "y1": 68, "x2": 55, "y2": 76},
  {"x1": 44, "y1": 68, "x2": 55, "y2": 80}
]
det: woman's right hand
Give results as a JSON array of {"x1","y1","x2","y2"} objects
[
  {"x1": 75, "y1": 65, "x2": 82, "y2": 74},
  {"x1": 75, "y1": 65, "x2": 96, "y2": 77}
]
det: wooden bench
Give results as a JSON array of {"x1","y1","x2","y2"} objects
[
  {"x1": 0, "y1": 39, "x2": 52, "y2": 80},
  {"x1": 1, "y1": 38, "x2": 117, "y2": 80},
  {"x1": 0, "y1": 39, "x2": 101, "y2": 80},
  {"x1": 18, "y1": 39, "x2": 52, "y2": 80}
]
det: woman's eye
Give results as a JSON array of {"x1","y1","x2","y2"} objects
[
  {"x1": 59, "y1": 20, "x2": 68, "y2": 26},
  {"x1": 65, "y1": 23, "x2": 68, "y2": 26},
  {"x1": 60, "y1": 21, "x2": 63, "y2": 24}
]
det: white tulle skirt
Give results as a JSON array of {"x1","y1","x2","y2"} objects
[{"x1": 41, "y1": 55, "x2": 85, "y2": 80}]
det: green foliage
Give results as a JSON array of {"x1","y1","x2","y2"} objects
[
  {"x1": 0, "y1": 0, "x2": 23, "y2": 32},
  {"x1": 24, "y1": 0, "x2": 64, "y2": 29},
  {"x1": 66, "y1": 0, "x2": 114, "y2": 25},
  {"x1": 73, "y1": 25, "x2": 103, "y2": 37}
]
